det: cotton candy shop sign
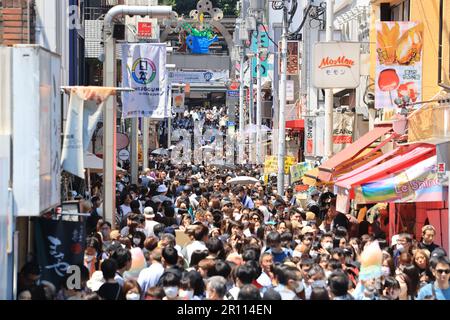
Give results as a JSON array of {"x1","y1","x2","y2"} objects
[
  {"x1": 313, "y1": 42, "x2": 360, "y2": 89},
  {"x1": 355, "y1": 156, "x2": 445, "y2": 204}
]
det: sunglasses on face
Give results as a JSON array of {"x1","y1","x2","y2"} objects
[{"x1": 436, "y1": 269, "x2": 450, "y2": 275}]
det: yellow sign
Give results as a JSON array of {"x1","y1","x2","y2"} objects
[
  {"x1": 290, "y1": 162, "x2": 314, "y2": 183},
  {"x1": 264, "y1": 156, "x2": 295, "y2": 175}
]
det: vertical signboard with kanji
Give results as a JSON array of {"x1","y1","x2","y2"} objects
[{"x1": 35, "y1": 218, "x2": 86, "y2": 290}]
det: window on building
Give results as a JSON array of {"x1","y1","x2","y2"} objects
[{"x1": 390, "y1": 0, "x2": 410, "y2": 21}]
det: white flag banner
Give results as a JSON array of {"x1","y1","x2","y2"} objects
[
  {"x1": 61, "y1": 87, "x2": 116, "y2": 178},
  {"x1": 121, "y1": 43, "x2": 168, "y2": 119}
]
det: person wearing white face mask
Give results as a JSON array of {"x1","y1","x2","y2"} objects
[
  {"x1": 161, "y1": 273, "x2": 181, "y2": 300},
  {"x1": 318, "y1": 233, "x2": 334, "y2": 255},
  {"x1": 84, "y1": 237, "x2": 102, "y2": 278},
  {"x1": 123, "y1": 280, "x2": 142, "y2": 301},
  {"x1": 274, "y1": 265, "x2": 304, "y2": 300},
  {"x1": 178, "y1": 276, "x2": 195, "y2": 300}
]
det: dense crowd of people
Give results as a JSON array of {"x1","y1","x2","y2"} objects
[{"x1": 17, "y1": 159, "x2": 450, "y2": 300}]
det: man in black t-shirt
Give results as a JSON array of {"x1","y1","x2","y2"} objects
[
  {"x1": 98, "y1": 259, "x2": 124, "y2": 300},
  {"x1": 418, "y1": 225, "x2": 440, "y2": 253}
]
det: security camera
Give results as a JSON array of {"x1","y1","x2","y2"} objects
[{"x1": 98, "y1": 53, "x2": 105, "y2": 63}]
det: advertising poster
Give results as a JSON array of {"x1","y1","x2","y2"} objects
[
  {"x1": 375, "y1": 22, "x2": 423, "y2": 109},
  {"x1": 333, "y1": 112, "x2": 354, "y2": 154}
]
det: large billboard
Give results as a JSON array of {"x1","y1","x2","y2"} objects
[{"x1": 375, "y1": 22, "x2": 423, "y2": 109}]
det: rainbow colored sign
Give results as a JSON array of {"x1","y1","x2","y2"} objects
[{"x1": 355, "y1": 156, "x2": 445, "y2": 203}]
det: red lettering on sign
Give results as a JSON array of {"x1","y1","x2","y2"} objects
[{"x1": 319, "y1": 56, "x2": 354, "y2": 69}]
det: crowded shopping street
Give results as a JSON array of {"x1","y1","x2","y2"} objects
[{"x1": 1, "y1": 0, "x2": 450, "y2": 305}]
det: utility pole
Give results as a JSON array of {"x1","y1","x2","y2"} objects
[
  {"x1": 277, "y1": 4, "x2": 288, "y2": 195},
  {"x1": 130, "y1": 118, "x2": 139, "y2": 184},
  {"x1": 167, "y1": 84, "x2": 172, "y2": 148},
  {"x1": 248, "y1": 50, "x2": 255, "y2": 164},
  {"x1": 324, "y1": 0, "x2": 335, "y2": 159},
  {"x1": 256, "y1": 14, "x2": 262, "y2": 164},
  {"x1": 238, "y1": 43, "x2": 245, "y2": 164},
  {"x1": 142, "y1": 118, "x2": 149, "y2": 169}
]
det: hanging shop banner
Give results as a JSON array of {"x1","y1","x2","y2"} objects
[
  {"x1": 122, "y1": 43, "x2": 168, "y2": 119},
  {"x1": 375, "y1": 22, "x2": 423, "y2": 109},
  {"x1": 264, "y1": 156, "x2": 296, "y2": 175},
  {"x1": 61, "y1": 87, "x2": 116, "y2": 178},
  {"x1": 333, "y1": 111, "x2": 354, "y2": 154},
  {"x1": 304, "y1": 116, "x2": 315, "y2": 157},
  {"x1": 355, "y1": 156, "x2": 445, "y2": 204},
  {"x1": 278, "y1": 41, "x2": 300, "y2": 75},
  {"x1": 287, "y1": 41, "x2": 300, "y2": 75},
  {"x1": 168, "y1": 70, "x2": 229, "y2": 84},
  {"x1": 291, "y1": 162, "x2": 313, "y2": 183},
  {"x1": 173, "y1": 92, "x2": 185, "y2": 108},
  {"x1": 35, "y1": 218, "x2": 86, "y2": 290},
  {"x1": 313, "y1": 42, "x2": 360, "y2": 89}
]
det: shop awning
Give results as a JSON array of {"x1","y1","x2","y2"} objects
[
  {"x1": 318, "y1": 125, "x2": 394, "y2": 182},
  {"x1": 286, "y1": 119, "x2": 304, "y2": 130},
  {"x1": 335, "y1": 144, "x2": 436, "y2": 189}
]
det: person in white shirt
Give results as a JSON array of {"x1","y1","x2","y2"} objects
[
  {"x1": 185, "y1": 224, "x2": 209, "y2": 265},
  {"x1": 257, "y1": 252, "x2": 275, "y2": 289},
  {"x1": 143, "y1": 207, "x2": 159, "y2": 237},
  {"x1": 119, "y1": 194, "x2": 133, "y2": 222},
  {"x1": 137, "y1": 248, "x2": 164, "y2": 297}
]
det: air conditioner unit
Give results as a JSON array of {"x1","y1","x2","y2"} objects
[
  {"x1": 250, "y1": 0, "x2": 265, "y2": 11},
  {"x1": 246, "y1": 17, "x2": 257, "y2": 31},
  {"x1": 239, "y1": 28, "x2": 249, "y2": 41}
]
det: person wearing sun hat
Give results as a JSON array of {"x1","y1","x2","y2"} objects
[
  {"x1": 143, "y1": 207, "x2": 158, "y2": 237},
  {"x1": 87, "y1": 271, "x2": 105, "y2": 293}
]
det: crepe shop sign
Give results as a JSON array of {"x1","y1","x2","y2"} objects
[
  {"x1": 319, "y1": 56, "x2": 355, "y2": 69},
  {"x1": 313, "y1": 42, "x2": 360, "y2": 89}
]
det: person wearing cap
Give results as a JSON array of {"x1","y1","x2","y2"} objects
[
  {"x1": 284, "y1": 186, "x2": 297, "y2": 206},
  {"x1": 418, "y1": 225, "x2": 440, "y2": 254},
  {"x1": 155, "y1": 184, "x2": 169, "y2": 197},
  {"x1": 307, "y1": 189, "x2": 321, "y2": 217},
  {"x1": 143, "y1": 207, "x2": 158, "y2": 237}
]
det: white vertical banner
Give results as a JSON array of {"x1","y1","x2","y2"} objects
[
  {"x1": 121, "y1": 43, "x2": 168, "y2": 119},
  {"x1": 61, "y1": 88, "x2": 116, "y2": 179},
  {"x1": 286, "y1": 80, "x2": 295, "y2": 101}
]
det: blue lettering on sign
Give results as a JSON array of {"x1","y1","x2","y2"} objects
[{"x1": 227, "y1": 90, "x2": 239, "y2": 97}]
